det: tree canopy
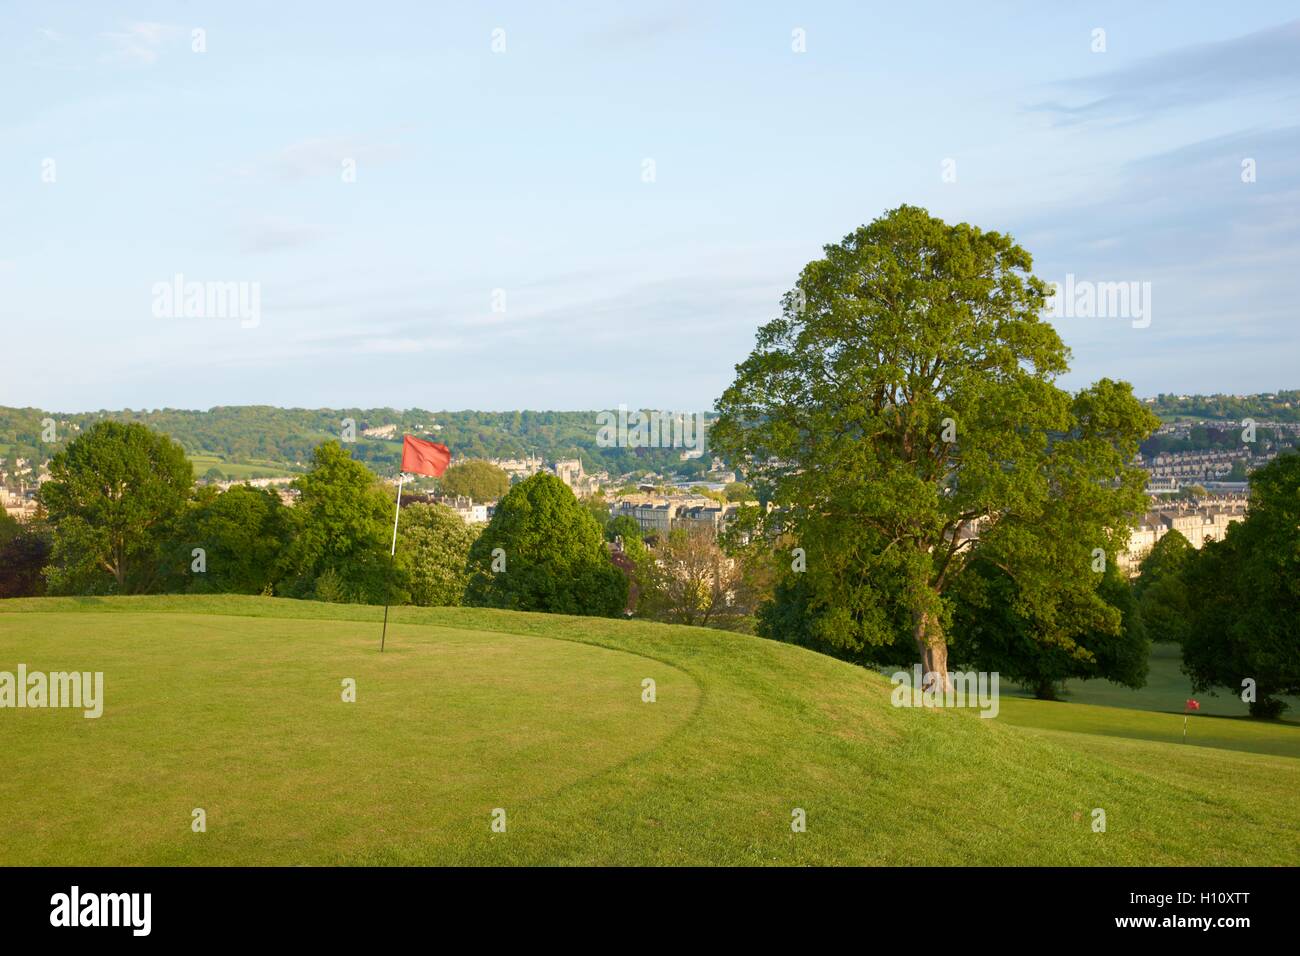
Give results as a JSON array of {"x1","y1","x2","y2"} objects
[
  {"x1": 1182, "y1": 453, "x2": 1300, "y2": 717},
  {"x1": 40, "y1": 421, "x2": 193, "y2": 594},
  {"x1": 0, "y1": 519, "x2": 51, "y2": 598},
  {"x1": 439, "y1": 459, "x2": 510, "y2": 502},
  {"x1": 950, "y1": 560, "x2": 1148, "y2": 699},
  {"x1": 397, "y1": 502, "x2": 478, "y2": 606},
  {"x1": 173, "y1": 484, "x2": 291, "y2": 595},
  {"x1": 285, "y1": 441, "x2": 395, "y2": 604},
  {"x1": 1135, "y1": 529, "x2": 1193, "y2": 644},
  {"x1": 465, "y1": 473, "x2": 626, "y2": 616},
  {"x1": 713, "y1": 205, "x2": 1157, "y2": 688}
]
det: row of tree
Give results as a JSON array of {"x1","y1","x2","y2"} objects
[
  {"x1": 6, "y1": 423, "x2": 612, "y2": 612},
  {"x1": 1133, "y1": 453, "x2": 1300, "y2": 716},
  {"x1": 1, "y1": 419, "x2": 770, "y2": 626}
]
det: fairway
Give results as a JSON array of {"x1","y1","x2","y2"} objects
[
  {"x1": 1004, "y1": 641, "x2": 1300, "y2": 719},
  {"x1": 2, "y1": 596, "x2": 1298, "y2": 866}
]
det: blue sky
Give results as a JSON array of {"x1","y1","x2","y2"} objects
[{"x1": 2, "y1": 2, "x2": 1298, "y2": 412}]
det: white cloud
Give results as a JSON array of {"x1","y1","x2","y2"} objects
[
  {"x1": 100, "y1": 22, "x2": 176, "y2": 66},
  {"x1": 230, "y1": 136, "x2": 405, "y2": 183},
  {"x1": 238, "y1": 216, "x2": 332, "y2": 253}
]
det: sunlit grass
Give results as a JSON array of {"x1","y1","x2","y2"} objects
[{"x1": 1, "y1": 595, "x2": 1295, "y2": 865}]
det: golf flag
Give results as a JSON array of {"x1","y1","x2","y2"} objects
[
  {"x1": 382, "y1": 435, "x2": 451, "y2": 652},
  {"x1": 401, "y1": 435, "x2": 451, "y2": 477}
]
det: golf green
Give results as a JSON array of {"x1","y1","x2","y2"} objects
[{"x1": 1, "y1": 596, "x2": 1297, "y2": 866}]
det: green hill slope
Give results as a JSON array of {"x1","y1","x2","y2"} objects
[{"x1": 1, "y1": 596, "x2": 1296, "y2": 865}]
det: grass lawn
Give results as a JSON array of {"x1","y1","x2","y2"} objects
[
  {"x1": 995, "y1": 641, "x2": 1300, "y2": 759},
  {"x1": 1005, "y1": 641, "x2": 1300, "y2": 718},
  {"x1": 1, "y1": 595, "x2": 1297, "y2": 866},
  {"x1": 188, "y1": 454, "x2": 299, "y2": 480}
]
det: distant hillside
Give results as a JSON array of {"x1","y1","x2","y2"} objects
[
  {"x1": 0, "y1": 405, "x2": 718, "y2": 480},
  {"x1": 5, "y1": 391, "x2": 1296, "y2": 480},
  {"x1": 1147, "y1": 390, "x2": 1300, "y2": 422}
]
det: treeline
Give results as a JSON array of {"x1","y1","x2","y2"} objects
[
  {"x1": 1147, "y1": 390, "x2": 1300, "y2": 423},
  {"x1": 0, "y1": 405, "x2": 720, "y2": 479},
  {"x1": 4, "y1": 419, "x2": 1296, "y2": 717},
  {"x1": 0, "y1": 421, "x2": 754, "y2": 625},
  {"x1": 1130, "y1": 453, "x2": 1300, "y2": 717}
]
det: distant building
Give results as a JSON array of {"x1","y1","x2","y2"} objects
[
  {"x1": 434, "y1": 494, "x2": 489, "y2": 525},
  {"x1": 1, "y1": 487, "x2": 38, "y2": 522},
  {"x1": 611, "y1": 496, "x2": 743, "y2": 537},
  {"x1": 493, "y1": 456, "x2": 544, "y2": 480},
  {"x1": 1120, "y1": 496, "x2": 1248, "y2": 572},
  {"x1": 554, "y1": 458, "x2": 603, "y2": 497},
  {"x1": 555, "y1": 458, "x2": 583, "y2": 487},
  {"x1": 1145, "y1": 475, "x2": 1179, "y2": 494},
  {"x1": 213, "y1": 476, "x2": 296, "y2": 492}
]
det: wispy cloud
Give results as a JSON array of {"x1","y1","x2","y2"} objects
[
  {"x1": 229, "y1": 136, "x2": 405, "y2": 183},
  {"x1": 238, "y1": 216, "x2": 332, "y2": 254},
  {"x1": 1029, "y1": 19, "x2": 1300, "y2": 124},
  {"x1": 100, "y1": 21, "x2": 177, "y2": 66},
  {"x1": 583, "y1": 13, "x2": 693, "y2": 51}
]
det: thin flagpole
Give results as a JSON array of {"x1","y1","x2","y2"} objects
[{"x1": 381, "y1": 473, "x2": 405, "y2": 652}]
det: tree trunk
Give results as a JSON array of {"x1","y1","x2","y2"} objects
[
  {"x1": 112, "y1": 539, "x2": 126, "y2": 592},
  {"x1": 913, "y1": 609, "x2": 953, "y2": 694}
]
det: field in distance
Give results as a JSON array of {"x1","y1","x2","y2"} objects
[{"x1": 187, "y1": 454, "x2": 301, "y2": 480}]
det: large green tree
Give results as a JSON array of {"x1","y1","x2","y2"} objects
[
  {"x1": 173, "y1": 484, "x2": 292, "y2": 594},
  {"x1": 604, "y1": 514, "x2": 642, "y2": 544},
  {"x1": 636, "y1": 526, "x2": 743, "y2": 628},
  {"x1": 397, "y1": 502, "x2": 478, "y2": 606},
  {"x1": 950, "y1": 560, "x2": 1148, "y2": 699},
  {"x1": 713, "y1": 205, "x2": 1157, "y2": 688},
  {"x1": 0, "y1": 508, "x2": 19, "y2": 546},
  {"x1": 465, "y1": 473, "x2": 626, "y2": 615},
  {"x1": 0, "y1": 519, "x2": 52, "y2": 598},
  {"x1": 1134, "y1": 529, "x2": 1193, "y2": 644},
  {"x1": 41, "y1": 421, "x2": 193, "y2": 593},
  {"x1": 1182, "y1": 453, "x2": 1300, "y2": 717},
  {"x1": 286, "y1": 441, "x2": 395, "y2": 604},
  {"x1": 439, "y1": 459, "x2": 510, "y2": 502}
]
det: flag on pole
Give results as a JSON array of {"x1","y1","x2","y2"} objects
[
  {"x1": 401, "y1": 435, "x2": 451, "y2": 477},
  {"x1": 381, "y1": 435, "x2": 452, "y2": 652}
]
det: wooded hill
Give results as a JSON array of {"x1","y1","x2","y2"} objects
[{"x1": 0, "y1": 405, "x2": 719, "y2": 479}]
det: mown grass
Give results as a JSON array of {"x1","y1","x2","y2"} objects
[
  {"x1": 188, "y1": 454, "x2": 299, "y2": 480},
  {"x1": 0, "y1": 595, "x2": 1296, "y2": 866},
  {"x1": 1005, "y1": 641, "x2": 1300, "y2": 719}
]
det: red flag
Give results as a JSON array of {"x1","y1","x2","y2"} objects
[
  {"x1": 1185, "y1": 698, "x2": 1200, "y2": 711},
  {"x1": 400, "y1": 435, "x2": 451, "y2": 477}
]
